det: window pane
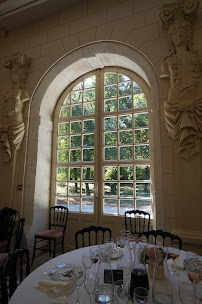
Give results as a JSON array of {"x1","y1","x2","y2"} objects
[
  {"x1": 71, "y1": 121, "x2": 81, "y2": 134},
  {"x1": 83, "y1": 119, "x2": 95, "y2": 132},
  {"x1": 119, "y1": 82, "x2": 132, "y2": 96},
  {"x1": 136, "y1": 183, "x2": 150, "y2": 198},
  {"x1": 59, "y1": 123, "x2": 69, "y2": 135},
  {"x1": 82, "y1": 198, "x2": 94, "y2": 213},
  {"x1": 104, "y1": 182, "x2": 117, "y2": 197},
  {"x1": 136, "y1": 166, "x2": 150, "y2": 180},
  {"x1": 63, "y1": 94, "x2": 70, "y2": 105},
  {"x1": 119, "y1": 96, "x2": 132, "y2": 110},
  {"x1": 56, "y1": 196, "x2": 67, "y2": 207},
  {"x1": 69, "y1": 182, "x2": 80, "y2": 195},
  {"x1": 104, "y1": 85, "x2": 117, "y2": 98},
  {"x1": 71, "y1": 135, "x2": 81, "y2": 148},
  {"x1": 83, "y1": 134, "x2": 94, "y2": 147},
  {"x1": 84, "y1": 76, "x2": 96, "y2": 89},
  {"x1": 104, "y1": 166, "x2": 117, "y2": 180},
  {"x1": 105, "y1": 99, "x2": 117, "y2": 112},
  {"x1": 120, "y1": 199, "x2": 134, "y2": 215},
  {"x1": 71, "y1": 91, "x2": 83, "y2": 103},
  {"x1": 120, "y1": 146, "x2": 133, "y2": 160},
  {"x1": 104, "y1": 73, "x2": 117, "y2": 85},
  {"x1": 84, "y1": 89, "x2": 95, "y2": 102},
  {"x1": 60, "y1": 106, "x2": 70, "y2": 118},
  {"x1": 120, "y1": 166, "x2": 133, "y2": 180},
  {"x1": 69, "y1": 198, "x2": 80, "y2": 212},
  {"x1": 104, "y1": 199, "x2": 118, "y2": 214},
  {"x1": 120, "y1": 183, "x2": 134, "y2": 197},
  {"x1": 70, "y1": 167, "x2": 80, "y2": 180},
  {"x1": 105, "y1": 132, "x2": 117, "y2": 145},
  {"x1": 57, "y1": 168, "x2": 68, "y2": 180},
  {"x1": 58, "y1": 150, "x2": 68, "y2": 162},
  {"x1": 73, "y1": 82, "x2": 83, "y2": 91},
  {"x1": 133, "y1": 82, "x2": 142, "y2": 94},
  {"x1": 136, "y1": 199, "x2": 151, "y2": 214},
  {"x1": 82, "y1": 182, "x2": 94, "y2": 196},
  {"x1": 70, "y1": 149, "x2": 81, "y2": 162},
  {"x1": 105, "y1": 147, "x2": 117, "y2": 160},
  {"x1": 56, "y1": 182, "x2": 67, "y2": 195},
  {"x1": 58, "y1": 136, "x2": 69, "y2": 149},
  {"x1": 72, "y1": 104, "x2": 82, "y2": 116},
  {"x1": 104, "y1": 116, "x2": 117, "y2": 131},
  {"x1": 135, "y1": 129, "x2": 149, "y2": 144},
  {"x1": 135, "y1": 145, "x2": 149, "y2": 159},
  {"x1": 134, "y1": 94, "x2": 147, "y2": 108},
  {"x1": 119, "y1": 114, "x2": 132, "y2": 129},
  {"x1": 119, "y1": 130, "x2": 133, "y2": 145},
  {"x1": 83, "y1": 149, "x2": 94, "y2": 161},
  {"x1": 134, "y1": 113, "x2": 149, "y2": 128},
  {"x1": 84, "y1": 102, "x2": 95, "y2": 115},
  {"x1": 119, "y1": 74, "x2": 130, "y2": 82},
  {"x1": 83, "y1": 167, "x2": 94, "y2": 180}
]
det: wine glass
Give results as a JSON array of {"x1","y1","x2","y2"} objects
[
  {"x1": 186, "y1": 251, "x2": 199, "y2": 272},
  {"x1": 179, "y1": 280, "x2": 197, "y2": 304},
  {"x1": 114, "y1": 280, "x2": 129, "y2": 304},
  {"x1": 84, "y1": 272, "x2": 97, "y2": 304},
  {"x1": 133, "y1": 287, "x2": 149, "y2": 304},
  {"x1": 73, "y1": 267, "x2": 85, "y2": 304},
  {"x1": 168, "y1": 245, "x2": 180, "y2": 276},
  {"x1": 89, "y1": 248, "x2": 99, "y2": 273},
  {"x1": 82, "y1": 252, "x2": 93, "y2": 272}
]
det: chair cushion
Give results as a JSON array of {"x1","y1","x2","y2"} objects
[
  {"x1": 35, "y1": 230, "x2": 63, "y2": 240},
  {"x1": 0, "y1": 253, "x2": 8, "y2": 268}
]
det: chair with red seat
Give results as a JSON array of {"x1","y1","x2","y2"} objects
[{"x1": 31, "y1": 206, "x2": 68, "y2": 265}]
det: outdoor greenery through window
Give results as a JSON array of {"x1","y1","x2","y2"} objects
[{"x1": 53, "y1": 69, "x2": 152, "y2": 216}]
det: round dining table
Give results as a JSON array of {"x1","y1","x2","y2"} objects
[{"x1": 8, "y1": 245, "x2": 193, "y2": 304}]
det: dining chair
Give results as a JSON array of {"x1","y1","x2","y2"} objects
[
  {"x1": 75, "y1": 225, "x2": 112, "y2": 249},
  {"x1": 124, "y1": 209, "x2": 151, "y2": 235},
  {"x1": 0, "y1": 218, "x2": 25, "y2": 269},
  {"x1": 0, "y1": 248, "x2": 30, "y2": 303},
  {"x1": 0, "y1": 207, "x2": 20, "y2": 253},
  {"x1": 31, "y1": 206, "x2": 68, "y2": 265},
  {"x1": 139, "y1": 229, "x2": 182, "y2": 249}
]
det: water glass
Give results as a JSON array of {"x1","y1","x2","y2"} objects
[
  {"x1": 133, "y1": 287, "x2": 149, "y2": 304},
  {"x1": 179, "y1": 281, "x2": 197, "y2": 304},
  {"x1": 114, "y1": 280, "x2": 129, "y2": 304},
  {"x1": 84, "y1": 273, "x2": 97, "y2": 304}
]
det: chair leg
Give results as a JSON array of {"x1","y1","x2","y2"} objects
[
  {"x1": 49, "y1": 240, "x2": 51, "y2": 257},
  {"x1": 53, "y1": 241, "x2": 56, "y2": 258},
  {"x1": 62, "y1": 238, "x2": 64, "y2": 254},
  {"x1": 31, "y1": 237, "x2": 37, "y2": 266}
]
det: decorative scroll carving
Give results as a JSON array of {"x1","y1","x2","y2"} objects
[
  {"x1": 160, "y1": 0, "x2": 202, "y2": 160},
  {"x1": 0, "y1": 52, "x2": 32, "y2": 162}
]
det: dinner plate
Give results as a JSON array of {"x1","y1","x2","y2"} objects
[
  {"x1": 48, "y1": 263, "x2": 83, "y2": 282},
  {"x1": 110, "y1": 248, "x2": 123, "y2": 259}
]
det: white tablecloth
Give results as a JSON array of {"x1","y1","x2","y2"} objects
[{"x1": 8, "y1": 246, "x2": 189, "y2": 304}]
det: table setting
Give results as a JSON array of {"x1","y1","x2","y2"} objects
[{"x1": 8, "y1": 230, "x2": 202, "y2": 304}]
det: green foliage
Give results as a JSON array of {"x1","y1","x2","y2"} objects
[
  {"x1": 134, "y1": 94, "x2": 147, "y2": 108},
  {"x1": 136, "y1": 166, "x2": 150, "y2": 180}
]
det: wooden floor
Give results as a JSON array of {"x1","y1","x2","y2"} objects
[{"x1": 30, "y1": 251, "x2": 62, "y2": 272}]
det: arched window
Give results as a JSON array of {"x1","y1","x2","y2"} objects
[{"x1": 51, "y1": 68, "x2": 153, "y2": 217}]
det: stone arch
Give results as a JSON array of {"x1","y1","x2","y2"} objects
[{"x1": 23, "y1": 41, "x2": 163, "y2": 245}]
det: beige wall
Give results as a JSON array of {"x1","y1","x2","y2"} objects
[{"x1": 0, "y1": 0, "x2": 202, "y2": 252}]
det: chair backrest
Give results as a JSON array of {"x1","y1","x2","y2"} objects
[
  {"x1": 139, "y1": 229, "x2": 182, "y2": 249},
  {"x1": 0, "y1": 208, "x2": 20, "y2": 251},
  {"x1": 125, "y1": 210, "x2": 151, "y2": 234},
  {"x1": 14, "y1": 218, "x2": 25, "y2": 250},
  {"x1": 0, "y1": 248, "x2": 30, "y2": 303},
  {"x1": 49, "y1": 206, "x2": 68, "y2": 233},
  {"x1": 75, "y1": 225, "x2": 112, "y2": 249}
]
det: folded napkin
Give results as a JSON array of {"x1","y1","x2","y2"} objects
[
  {"x1": 35, "y1": 276, "x2": 75, "y2": 303},
  {"x1": 167, "y1": 258, "x2": 184, "y2": 270}
]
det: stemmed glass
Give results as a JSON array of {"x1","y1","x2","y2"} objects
[
  {"x1": 82, "y1": 252, "x2": 93, "y2": 273},
  {"x1": 84, "y1": 272, "x2": 97, "y2": 304},
  {"x1": 73, "y1": 267, "x2": 85, "y2": 304},
  {"x1": 89, "y1": 248, "x2": 99, "y2": 273},
  {"x1": 114, "y1": 280, "x2": 129, "y2": 304},
  {"x1": 179, "y1": 281, "x2": 197, "y2": 304},
  {"x1": 168, "y1": 245, "x2": 180, "y2": 276}
]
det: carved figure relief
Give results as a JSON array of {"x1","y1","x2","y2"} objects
[
  {"x1": 160, "y1": 0, "x2": 202, "y2": 160},
  {"x1": 0, "y1": 52, "x2": 32, "y2": 162}
]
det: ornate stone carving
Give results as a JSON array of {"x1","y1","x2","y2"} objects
[
  {"x1": 0, "y1": 52, "x2": 32, "y2": 162},
  {"x1": 160, "y1": 0, "x2": 202, "y2": 160}
]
